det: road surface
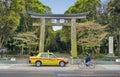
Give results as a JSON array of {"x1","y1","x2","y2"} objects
[
  {"x1": 0, "y1": 70, "x2": 120, "y2": 77},
  {"x1": 0, "y1": 64, "x2": 120, "y2": 77}
]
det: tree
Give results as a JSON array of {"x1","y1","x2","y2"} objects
[
  {"x1": 77, "y1": 21, "x2": 108, "y2": 54},
  {"x1": 60, "y1": 27, "x2": 71, "y2": 52},
  {"x1": 65, "y1": 0, "x2": 101, "y2": 20},
  {"x1": 13, "y1": 32, "x2": 38, "y2": 55},
  {"x1": 107, "y1": 0, "x2": 120, "y2": 55},
  {"x1": 15, "y1": 0, "x2": 52, "y2": 53},
  {"x1": 96, "y1": 0, "x2": 109, "y2": 25},
  {"x1": 44, "y1": 27, "x2": 57, "y2": 52},
  {"x1": 0, "y1": 0, "x2": 52, "y2": 55},
  {"x1": 17, "y1": 0, "x2": 51, "y2": 32},
  {"x1": 0, "y1": 0, "x2": 25, "y2": 48},
  {"x1": 59, "y1": 0, "x2": 101, "y2": 54}
]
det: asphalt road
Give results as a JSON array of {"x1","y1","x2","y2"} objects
[
  {"x1": 0, "y1": 70, "x2": 120, "y2": 77},
  {"x1": 0, "y1": 64, "x2": 120, "y2": 77}
]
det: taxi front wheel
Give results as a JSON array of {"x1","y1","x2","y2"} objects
[
  {"x1": 35, "y1": 61, "x2": 41, "y2": 67},
  {"x1": 59, "y1": 61, "x2": 65, "y2": 67}
]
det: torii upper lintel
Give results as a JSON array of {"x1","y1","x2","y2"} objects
[{"x1": 28, "y1": 12, "x2": 89, "y2": 19}]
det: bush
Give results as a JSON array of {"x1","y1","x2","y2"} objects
[
  {"x1": 114, "y1": 51, "x2": 119, "y2": 56},
  {"x1": 94, "y1": 53, "x2": 107, "y2": 58}
]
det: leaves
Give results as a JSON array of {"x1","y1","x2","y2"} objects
[
  {"x1": 0, "y1": 0, "x2": 23, "y2": 48},
  {"x1": 107, "y1": 0, "x2": 120, "y2": 55},
  {"x1": 0, "y1": 0, "x2": 51, "y2": 48},
  {"x1": 77, "y1": 21, "x2": 108, "y2": 51},
  {"x1": 13, "y1": 32, "x2": 38, "y2": 43},
  {"x1": 65, "y1": 0, "x2": 100, "y2": 20}
]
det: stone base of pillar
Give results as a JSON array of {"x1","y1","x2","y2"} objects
[{"x1": 107, "y1": 53, "x2": 115, "y2": 57}]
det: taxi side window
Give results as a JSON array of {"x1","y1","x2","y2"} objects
[
  {"x1": 40, "y1": 54, "x2": 48, "y2": 58},
  {"x1": 49, "y1": 54, "x2": 56, "y2": 58}
]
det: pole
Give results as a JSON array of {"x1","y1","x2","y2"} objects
[
  {"x1": 39, "y1": 18, "x2": 45, "y2": 52},
  {"x1": 71, "y1": 18, "x2": 77, "y2": 58}
]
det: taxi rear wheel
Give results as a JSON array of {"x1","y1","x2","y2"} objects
[
  {"x1": 35, "y1": 61, "x2": 41, "y2": 67},
  {"x1": 59, "y1": 61, "x2": 65, "y2": 67}
]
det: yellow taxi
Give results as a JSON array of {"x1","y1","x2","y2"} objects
[{"x1": 29, "y1": 52, "x2": 68, "y2": 67}]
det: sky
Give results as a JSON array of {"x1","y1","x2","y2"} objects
[
  {"x1": 40, "y1": 0, "x2": 108, "y2": 14},
  {"x1": 40, "y1": 0, "x2": 76, "y2": 14}
]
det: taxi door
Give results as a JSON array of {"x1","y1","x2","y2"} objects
[
  {"x1": 40, "y1": 53, "x2": 50, "y2": 65},
  {"x1": 48, "y1": 54, "x2": 59, "y2": 65}
]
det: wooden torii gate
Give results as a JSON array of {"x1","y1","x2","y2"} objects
[{"x1": 29, "y1": 12, "x2": 89, "y2": 58}]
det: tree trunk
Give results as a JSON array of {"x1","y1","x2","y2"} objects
[
  {"x1": 21, "y1": 46, "x2": 23, "y2": 56},
  {"x1": 0, "y1": 35, "x2": 5, "y2": 48},
  {"x1": 94, "y1": 46, "x2": 100, "y2": 54}
]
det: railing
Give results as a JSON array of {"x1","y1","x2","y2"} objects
[{"x1": 0, "y1": 57, "x2": 16, "y2": 64}]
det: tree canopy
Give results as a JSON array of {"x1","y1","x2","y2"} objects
[
  {"x1": 65, "y1": 0, "x2": 100, "y2": 20},
  {"x1": 77, "y1": 21, "x2": 108, "y2": 53},
  {"x1": 107, "y1": 0, "x2": 120, "y2": 55},
  {"x1": 0, "y1": 0, "x2": 51, "y2": 54}
]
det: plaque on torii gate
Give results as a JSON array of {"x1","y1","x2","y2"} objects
[{"x1": 29, "y1": 12, "x2": 89, "y2": 58}]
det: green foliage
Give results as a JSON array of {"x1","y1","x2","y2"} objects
[
  {"x1": 0, "y1": 0, "x2": 25, "y2": 48},
  {"x1": 13, "y1": 32, "x2": 38, "y2": 44},
  {"x1": 12, "y1": 32, "x2": 38, "y2": 55},
  {"x1": 60, "y1": 27, "x2": 71, "y2": 42},
  {"x1": 60, "y1": 0, "x2": 101, "y2": 54},
  {"x1": 114, "y1": 51, "x2": 119, "y2": 56},
  {"x1": 65, "y1": 0, "x2": 100, "y2": 20},
  {"x1": 94, "y1": 53, "x2": 107, "y2": 58},
  {"x1": 24, "y1": 0, "x2": 51, "y2": 14},
  {"x1": 17, "y1": 0, "x2": 51, "y2": 32},
  {"x1": 78, "y1": 51, "x2": 86, "y2": 57},
  {"x1": 107, "y1": 0, "x2": 120, "y2": 55},
  {"x1": 45, "y1": 27, "x2": 58, "y2": 52},
  {"x1": 0, "y1": 0, "x2": 51, "y2": 55}
]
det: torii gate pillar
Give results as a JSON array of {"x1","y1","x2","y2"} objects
[
  {"x1": 39, "y1": 18, "x2": 45, "y2": 52},
  {"x1": 71, "y1": 18, "x2": 77, "y2": 58}
]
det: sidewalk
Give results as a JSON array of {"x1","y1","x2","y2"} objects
[
  {"x1": 1, "y1": 57, "x2": 120, "y2": 64},
  {"x1": 0, "y1": 63, "x2": 120, "y2": 72},
  {"x1": 0, "y1": 57, "x2": 120, "y2": 72}
]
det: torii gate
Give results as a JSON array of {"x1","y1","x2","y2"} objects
[{"x1": 29, "y1": 12, "x2": 89, "y2": 58}]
